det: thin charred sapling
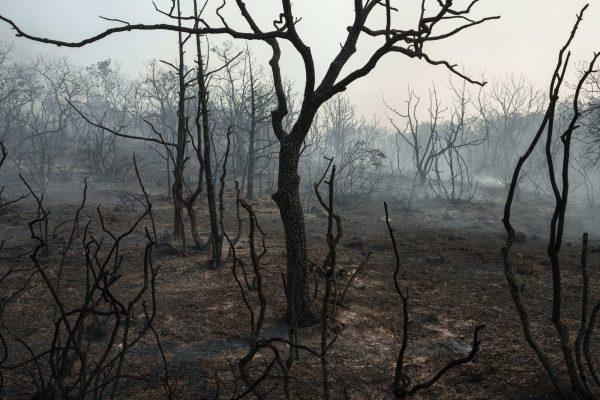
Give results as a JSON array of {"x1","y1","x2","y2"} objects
[
  {"x1": 314, "y1": 158, "x2": 341, "y2": 400},
  {"x1": 212, "y1": 43, "x2": 274, "y2": 201},
  {"x1": 232, "y1": 180, "x2": 244, "y2": 249},
  {"x1": 0, "y1": 172, "x2": 171, "y2": 399},
  {"x1": 214, "y1": 126, "x2": 232, "y2": 266},
  {"x1": 384, "y1": 203, "x2": 484, "y2": 398},
  {"x1": 502, "y1": 5, "x2": 600, "y2": 398},
  {"x1": 309, "y1": 157, "x2": 342, "y2": 307},
  {"x1": 226, "y1": 200, "x2": 320, "y2": 399},
  {"x1": 0, "y1": 142, "x2": 5, "y2": 177},
  {"x1": 193, "y1": 1, "x2": 222, "y2": 266}
]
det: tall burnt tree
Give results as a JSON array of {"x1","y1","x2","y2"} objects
[
  {"x1": 502, "y1": 5, "x2": 600, "y2": 398},
  {"x1": 0, "y1": 0, "x2": 498, "y2": 326},
  {"x1": 193, "y1": 0, "x2": 223, "y2": 266},
  {"x1": 243, "y1": 50, "x2": 273, "y2": 201},
  {"x1": 149, "y1": 0, "x2": 224, "y2": 262},
  {"x1": 172, "y1": 0, "x2": 188, "y2": 246}
]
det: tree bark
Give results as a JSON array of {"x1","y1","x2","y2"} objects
[{"x1": 272, "y1": 139, "x2": 321, "y2": 327}]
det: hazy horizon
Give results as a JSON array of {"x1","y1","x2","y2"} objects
[{"x1": 1, "y1": 0, "x2": 598, "y2": 122}]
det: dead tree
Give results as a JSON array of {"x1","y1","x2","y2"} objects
[
  {"x1": 0, "y1": 173, "x2": 171, "y2": 399},
  {"x1": 427, "y1": 80, "x2": 484, "y2": 201},
  {"x1": 475, "y1": 75, "x2": 545, "y2": 189},
  {"x1": 226, "y1": 199, "x2": 321, "y2": 399},
  {"x1": 212, "y1": 42, "x2": 247, "y2": 185},
  {"x1": 0, "y1": 44, "x2": 31, "y2": 149},
  {"x1": 502, "y1": 5, "x2": 600, "y2": 398},
  {"x1": 384, "y1": 202, "x2": 484, "y2": 398},
  {"x1": 243, "y1": 51, "x2": 274, "y2": 201},
  {"x1": 0, "y1": 0, "x2": 499, "y2": 327},
  {"x1": 172, "y1": 0, "x2": 189, "y2": 247},
  {"x1": 75, "y1": 59, "x2": 133, "y2": 180},
  {"x1": 145, "y1": 0, "x2": 229, "y2": 261},
  {"x1": 314, "y1": 95, "x2": 386, "y2": 204},
  {"x1": 387, "y1": 87, "x2": 447, "y2": 185},
  {"x1": 314, "y1": 159, "x2": 341, "y2": 400},
  {"x1": 9, "y1": 57, "x2": 80, "y2": 193},
  {"x1": 193, "y1": 2, "x2": 223, "y2": 266}
]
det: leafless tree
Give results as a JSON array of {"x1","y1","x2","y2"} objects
[
  {"x1": 384, "y1": 202, "x2": 484, "y2": 397},
  {"x1": 314, "y1": 94, "x2": 386, "y2": 204},
  {"x1": 0, "y1": 0, "x2": 499, "y2": 326},
  {"x1": 212, "y1": 42, "x2": 247, "y2": 182},
  {"x1": 138, "y1": 60, "x2": 180, "y2": 197},
  {"x1": 387, "y1": 87, "x2": 447, "y2": 185},
  {"x1": 427, "y1": 80, "x2": 484, "y2": 201},
  {"x1": 502, "y1": 6, "x2": 600, "y2": 398},
  {"x1": 76, "y1": 59, "x2": 134, "y2": 180},
  {"x1": 475, "y1": 75, "x2": 546, "y2": 189},
  {"x1": 242, "y1": 51, "x2": 275, "y2": 201},
  {"x1": 0, "y1": 173, "x2": 171, "y2": 399}
]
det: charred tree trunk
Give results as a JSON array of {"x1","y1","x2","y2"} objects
[
  {"x1": 273, "y1": 138, "x2": 321, "y2": 327},
  {"x1": 245, "y1": 58, "x2": 257, "y2": 200},
  {"x1": 172, "y1": 0, "x2": 186, "y2": 251},
  {"x1": 194, "y1": 2, "x2": 221, "y2": 266}
]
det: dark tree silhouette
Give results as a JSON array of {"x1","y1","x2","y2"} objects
[
  {"x1": 0, "y1": 0, "x2": 499, "y2": 326},
  {"x1": 502, "y1": 5, "x2": 600, "y2": 398}
]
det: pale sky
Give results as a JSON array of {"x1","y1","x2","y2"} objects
[{"x1": 1, "y1": 0, "x2": 598, "y2": 121}]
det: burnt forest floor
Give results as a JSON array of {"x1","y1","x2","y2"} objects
[{"x1": 0, "y1": 172, "x2": 599, "y2": 400}]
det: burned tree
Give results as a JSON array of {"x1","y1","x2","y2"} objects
[
  {"x1": 384, "y1": 202, "x2": 484, "y2": 397},
  {"x1": 0, "y1": 172, "x2": 170, "y2": 398},
  {"x1": 428, "y1": 80, "x2": 484, "y2": 201},
  {"x1": 137, "y1": 60, "x2": 180, "y2": 197},
  {"x1": 475, "y1": 75, "x2": 546, "y2": 189},
  {"x1": 387, "y1": 87, "x2": 446, "y2": 185},
  {"x1": 242, "y1": 52, "x2": 274, "y2": 201},
  {"x1": 502, "y1": 5, "x2": 600, "y2": 399},
  {"x1": 313, "y1": 94, "x2": 386, "y2": 204},
  {"x1": 0, "y1": 0, "x2": 498, "y2": 326}
]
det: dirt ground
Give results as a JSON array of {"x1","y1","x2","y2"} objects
[{"x1": 0, "y1": 172, "x2": 599, "y2": 399}]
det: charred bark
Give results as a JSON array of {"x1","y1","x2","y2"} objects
[
  {"x1": 197, "y1": 43, "x2": 222, "y2": 266},
  {"x1": 172, "y1": 0, "x2": 187, "y2": 250},
  {"x1": 273, "y1": 139, "x2": 321, "y2": 327}
]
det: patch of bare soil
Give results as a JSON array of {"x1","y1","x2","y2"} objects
[{"x1": 0, "y1": 177, "x2": 598, "y2": 399}]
